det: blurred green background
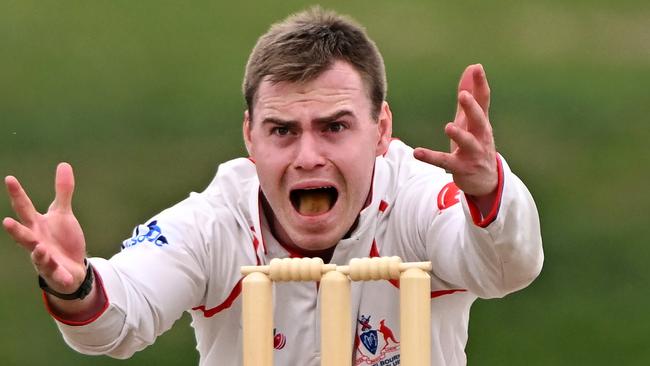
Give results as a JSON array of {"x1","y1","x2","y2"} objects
[{"x1": 1, "y1": 0, "x2": 649, "y2": 365}]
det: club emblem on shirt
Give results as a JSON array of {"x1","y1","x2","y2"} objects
[
  {"x1": 355, "y1": 315, "x2": 400, "y2": 365},
  {"x1": 360, "y1": 328, "x2": 378, "y2": 354}
]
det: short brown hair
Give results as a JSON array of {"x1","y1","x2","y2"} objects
[{"x1": 243, "y1": 7, "x2": 386, "y2": 120}]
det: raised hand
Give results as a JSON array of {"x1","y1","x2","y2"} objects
[
  {"x1": 414, "y1": 64, "x2": 498, "y2": 200},
  {"x1": 3, "y1": 163, "x2": 87, "y2": 295}
]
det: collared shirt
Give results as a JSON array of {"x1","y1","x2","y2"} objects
[{"x1": 51, "y1": 140, "x2": 543, "y2": 366}]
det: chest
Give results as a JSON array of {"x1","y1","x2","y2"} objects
[{"x1": 271, "y1": 278, "x2": 403, "y2": 366}]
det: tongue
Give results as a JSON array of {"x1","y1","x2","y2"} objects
[{"x1": 297, "y1": 190, "x2": 332, "y2": 215}]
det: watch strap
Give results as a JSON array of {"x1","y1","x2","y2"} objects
[{"x1": 38, "y1": 259, "x2": 95, "y2": 300}]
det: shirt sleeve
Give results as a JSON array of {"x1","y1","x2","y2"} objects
[
  {"x1": 423, "y1": 155, "x2": 544, "y2": 299},
  {"x1": 53, "y1": 192, "x2": 213, "y2": 359}
]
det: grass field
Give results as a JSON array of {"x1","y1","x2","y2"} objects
[{"x1": 1, "y1": 1, "x2": 649, "y2": 365}]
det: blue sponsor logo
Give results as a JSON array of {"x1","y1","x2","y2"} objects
[{"x1": 122, "y1": 220, "x2": 169, "y2": 249}]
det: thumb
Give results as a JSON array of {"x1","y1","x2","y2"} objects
[
  {"x1": 51, "y1": 162, "x2": 75, "y2": 212},
  {"x1": 32, "y1": 244, "x2": 87, "y2": 293},
  {"x1": 32, "y1": 245, "x2": 74, "y2": 289}
]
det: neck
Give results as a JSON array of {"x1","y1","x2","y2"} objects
[{"x1": 260, "y1": 193, "x2": 338, "y2": 262}]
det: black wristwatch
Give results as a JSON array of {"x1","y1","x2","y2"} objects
[{"x1": 38, "y1": 259, "x2": 95, "y2": 300}]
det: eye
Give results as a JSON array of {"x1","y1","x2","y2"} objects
[
  {"x1": 271, "y1": 126, "x2": 290, "y2": 136},
  {"x1": 327, "y1": 122, "x2": 346, "y2": 133}
]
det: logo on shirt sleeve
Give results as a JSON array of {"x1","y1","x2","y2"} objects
[
  {"x1": 437, "y1": 182, "x2": 461, "y2": 210},
  {"x1": 121, "y1": 220, "x2": 169, "y2": 249}
]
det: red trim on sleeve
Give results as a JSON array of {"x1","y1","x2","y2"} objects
[
  {"x1": 43, "y1": 267, "x2": 110, "y2": 326},
  {"x1": 465, "y1": 156, "x2": 504, "y2": 228},
  {"x1": 247, "y1": 157, "x2": 256, "y2": 164},
  {"x1": 192, "y1": 279, "x2": 243, "y2": 318}
]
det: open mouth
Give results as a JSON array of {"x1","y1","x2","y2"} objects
[{"x1": 290, "y1": 187, "x2": 338, "y2": 216}]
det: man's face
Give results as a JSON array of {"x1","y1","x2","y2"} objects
[{"x1": 244, "y1": 61, "x2": 392, "y2": 251}]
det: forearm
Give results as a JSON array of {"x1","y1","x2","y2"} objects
[
  {"x1": 475, "y1": 171, "x2": 543, "y2": 295},
  {"x1": 48, "y1": 258, "x2": 144, "y2": 358},
  {"x1": 428, "y1": 157, "x2": 543, "y2": 298},
  {"x1": 51, "y1": 247, "x2": 206, "y2": 358}
]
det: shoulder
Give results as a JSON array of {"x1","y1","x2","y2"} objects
[
  {"x1": 381, "y1": 138, "x2": 413, "y2": 164},
  {"x1": 378, "y1": 139, "x2": 451, "y2": 197},
  {"x1": 204, "y1": 157, "x2": 258, "y2": 196},
  {"x1": 122, "y1": 157, "x2": 258, "y2": 253}
]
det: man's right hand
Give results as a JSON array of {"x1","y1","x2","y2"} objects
[{"x1": 3, "y1": 163, "x2": 88, "y2": 295}]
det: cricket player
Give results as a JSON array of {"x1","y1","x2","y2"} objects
[{"x1": 3, "y1": 7, "x2": 543, "y2": 366}]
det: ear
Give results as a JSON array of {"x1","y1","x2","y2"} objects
[
  {"x1": 243, "y1": 110, "x2": 253, "y2": 156},
  {"x1": 375, "y1": 101, "x2": 393, "y2": 156}
]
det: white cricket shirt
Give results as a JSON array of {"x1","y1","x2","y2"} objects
[{"x1": 49, "y1": 140, "x2": 543, "y2": 366}]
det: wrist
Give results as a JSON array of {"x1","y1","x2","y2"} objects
[{"x1": 38, "y1": 259, "x2": 94, "y2": 300}]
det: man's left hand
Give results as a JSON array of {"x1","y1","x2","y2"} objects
[{"x1": 414, "y1": 64, "x2": 498, "y2": 211}]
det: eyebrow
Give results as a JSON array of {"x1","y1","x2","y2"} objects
[
  {"x1": 313, "y1": 110, "x2": 355, "y2": 124},
  {"x1": 260, "y1": 110, "x2": 355, "y2": 127},
  {"x1": 260, "y1": 117, "x2": 298, "y2": 127}
]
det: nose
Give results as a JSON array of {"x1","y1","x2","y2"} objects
[{"x1": 293, "y1": 133, "x2": 326, "y2": 170}]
